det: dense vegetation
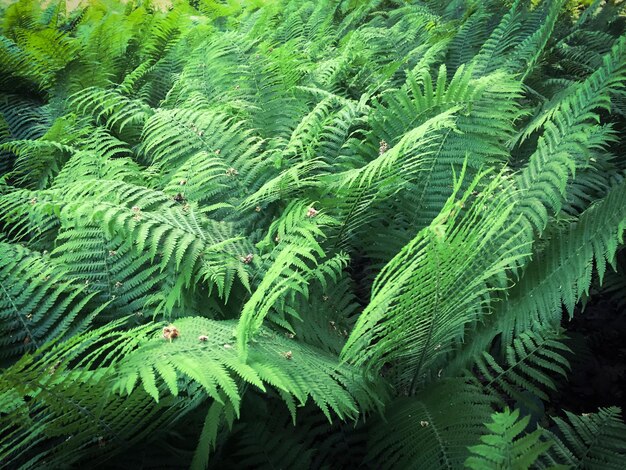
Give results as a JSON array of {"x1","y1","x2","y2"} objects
[{"x1": 1, "y1": 0, "x2": 626, "y2": 468}]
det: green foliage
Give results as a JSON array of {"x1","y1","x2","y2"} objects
[
  {"x1": 0, "y1": 322, "x2": 196, "y2": 469},
  {"x1": 539, "y1": 407, "x2": 626, "y2": 469},
  {"x1": 0, "y1": 241, "x2": 104, "y2": 362},
  {"x1": 499, "y1": 179, "x2": 626, "y2": 344},
  {"x1": 368, "y1": 379, "x2": 495, "y2": 469},
  {"x1": 1, "y1": 0, "x2": 626, "y2": 467},
  {"x1": 111, "y1": 317, "x2": 384, "y2": 420},
  {"x1": 465, "y1": 408, "x2": 553, "y2": 470},
  {"x1": 342, "y1": 166, "x2": 530, "y2": 389},
  {"x1": 472, "y1": 330, "x2": 571, "y2": 404}
]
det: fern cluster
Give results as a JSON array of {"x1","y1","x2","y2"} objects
[{"x1": 1, "y1": 0, "x2": 626, "y2": 468}]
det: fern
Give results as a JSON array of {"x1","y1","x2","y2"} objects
[
  {"x1": 112, "y1": 317, "x2": 385, "y2": 420},
  {"x1": 358, "y1": 63, "x2": 522, "y2": 238},
  {"x1": 236, "y1": 199, "x2": 341, "y2": 358},
  {"x1": 70, "y1": 86, "x2": 152, "y2": 136},
  {"x1": 51, "y1": 222, "x2": 165, "y2": 320},
  {"x1": 0, "y1": 321, "x2": 187, "y2": 468},
  {"x1": 1, "y1": 138, "x2": 73, "y2": 189},
  {"x1": 538, "y1": 407, "x2": 626, "y2": 469},
  {"x1": 141, "y1": 107, "x2": 262, "y2": 175},
  {"x1": 465, "y1": 408, "x2": 553, "y2": 470},
  {"x1": 342, "y1": 166, "x2": 529, "y2": 389},
  {"x1": 500, "y1": 178, "x2": 626, "y2": 344},
  {"x1": 368, "y1": 379, "x2": 495, "y2": 470},
  {"x1": 1, "y1": 0, "x2": 626, "y2": 467},
  {"x1": 472, "y1": 330, "x2": 571, "y2": 404},
  {"x1": 0, "y1": 241, "x2": 104, "y2": 361},
  {"x1": 514, "y1": 35, "x2": 626, "y2": 233},
  {"x1": 79, "y1": 198, "x2": 247, "y2": 308}
]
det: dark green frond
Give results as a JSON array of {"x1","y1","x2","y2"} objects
[
  {"x1": 539, "y1": 407, "x2": 626, "y2": 470},
  {"x1": 368, "y1": 379, "x2": 494, "y2": 470},
  {"x1": 500, "y1": 178, "x2": 626, "y2": 344},
  {"x1": 0, "y1": 242, "x2": 103, "y2": 361},
  {"x1": 472, "y1": 330, "x2": 571, "y2": 404}
]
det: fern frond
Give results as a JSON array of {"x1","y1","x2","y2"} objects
[
  {"x1": 471, "y1": 0, "x2": 525, "y2": 77},
  {"x1": 360, "y1": 64, "x2": 522, "y2": 234},
  {"x1": 500, "y1": 178, "x2": 626, "y2": 344},
  {"x1": 1, "y1": 139, "x2": 73, "y2": 189},
  {"x1": 15, "y1": 27, "x2": 78, "y2": 89},
  {"x1": 70, "y1": 86, "x2": 152, "y2": 136},
  {"x1": 342, "y1": 166, "x2": 530, "y2": 389},
  {"x1": 473, "y1": 330, "x2": 571, "y2": 404},
  {"x1": 368, "y1": 379, "x2": 494, "y2": 470},
  {"x1": 286, "y1": 272, "x2": 359, "y2": 355},
  {"x1": 240, "y1": 159, "x2": 327, "y2": 211},
  {"x1": 446, "y1": 9, "x2": 491, "y2": 72},
  {"x1": 72, "y1": 198, "x2": 246, "y2": 309},
  {"x1": 515, "y1": 35, "x2": 626, "y2": 233},
  {"x1": 165, "y1": 32, "x2": 251, "y2": 109},
  {"x1": 0, "y1": 186, "x2": 60, "y2": 247},
  {"x1": 326, "y1": 109, "x2": 458, "y2": 251},
  {"x1": 51, "y1": 222, "x2": 165, "y2": 320},
  {"x1": 71, "y1": 4, "x2": 141, "y2": 88},
  {"x1": 237, "y1": 200, "x2": 338, "y2": 359},
  {"x1": 113, "y1": 317, "x2": 385, "y2": 421},
  {"x1": 53, "y1": 151, "x2": 144, "y2": 188},
  {"x1": 538, "y1": 407, "x2": 626, "y2": 469},
  {"x1": 283, "y1": 90, "x2": 366, "y2": 164},
  {"x1": 508, "y1": 0, "x2": 566, "y2": 81},
  {"x1": 0, "y1": 320, "x2": 186, "y2": 468},
  {"x1": 0, "y1": 27, "x2": 77, "y2": 92},
  {"x1": 465, "y1": 408, "x2": 552, "y2": 470},
  {"x1": 140, "y1": 107, "x2": 262, "y2": 175},
  {"x1": 0, "y1": 94, "x2": 51, "y2": 140},
  {"x1": 142, "y1": 10, "x2": 183, "y2": 63},
  {"x1": 0, "y1": 242, "x2": 104, "y2": 361},
  {"x1": 518, "y1": 35, "x2": 626, "y2": 146}
]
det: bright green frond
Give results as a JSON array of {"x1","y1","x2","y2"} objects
[{"x1": 465, "y1": 408, "x2": 552, "y2": 470}]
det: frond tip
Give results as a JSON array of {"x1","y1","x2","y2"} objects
[{"x1": 465, "y1": 408, "x2": 552, "y2": 470}]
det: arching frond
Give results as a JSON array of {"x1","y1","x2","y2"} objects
[
  {"x1": 51, "y1": 222, "x2": 165, "y2": 321},
  {"x1": 112, "y1": 317, "x2": 385, "y2": 421},
  {"x1": 342, "y1": 167, "x2": 529, "y2": 389},
  {"x1": 1, "y1": 139, "x2": 73, "y2": 189},
  {"x1": 236, "y1": 200, "x2": 340, "y2": 359},
  {"x1": 514, "y1": 56, "x2": 626, "y2": 237},
  {"x1": 69, "y1": 197, "x2": 247, "y2": 309},
  {"x1": 0, "y1": 320, "x2": 187, "y2": 468},
  {"x1": 500, "y1": 178, "x2": 626, "y2": 344},
  {"x1": 140, "y1": 107, "x2": 262, "y2": 175},
  {"x1": 69, "y1": 86, "x2": 152, "y2": 137}
]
